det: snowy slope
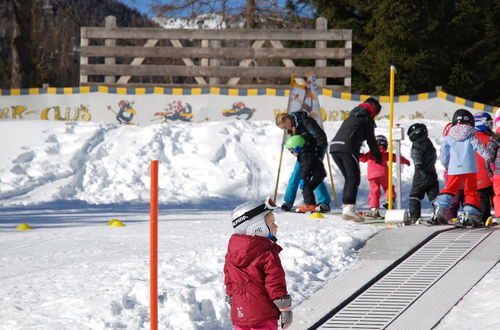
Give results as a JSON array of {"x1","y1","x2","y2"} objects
[{"x1": 0, "y1": 119, "x2": 498, "y2": 329}]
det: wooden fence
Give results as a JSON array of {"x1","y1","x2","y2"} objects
[{"x1": 80, "y1": 16, "x2": 352, "y2": 91}]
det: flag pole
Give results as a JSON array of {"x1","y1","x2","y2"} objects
[{"x1": 272, "y1": 75, "x2": 296, "y2": 203}]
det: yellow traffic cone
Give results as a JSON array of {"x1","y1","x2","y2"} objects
[
  {"x1": 107, "y1": 218, "x2": 119, "y2": 226},
  {"x1": 16, "y1": 223, "x2": 33, "y2": 231},
  {"x1": 309, "y1": 212, "x2": 325, "y2": 219},
  {"x1": 109, "y1": 219, "x2": 126, "y2": 227}
]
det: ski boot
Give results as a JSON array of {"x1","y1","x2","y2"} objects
[
  {"x1": 458, "y1": 213, "x2": 483, "y2": 228},
  {"x1": 342, "y1": 204, "x2": 364, "y2": 222},
  {"x1": 457, "y1": 205, "x2": 482, "y2": 228},
  {"x1": 405, "y1": 217, "x2": 422, "y2": 225},
  {"x1": 281, "y1": 202, "x2": 293, "y2": 212},
  {"x1": 365, "y1": 208, "x2": 381, "y2": 218},
  {"x1": 430, "y1": 206, "x2": 447, "y2": 225},
  {"x1": 382, "y1": 199, "x2": 395, "y2": 210},
  {"x1": 315, "y1": 203, "x2": 331, "y2": 213}
]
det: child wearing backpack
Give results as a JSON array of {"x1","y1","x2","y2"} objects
[
  {"x1": 224, "y1": 197, "x2": 293, "y2": 329},
  {"x1": 359, "y1": 135, "x2": 410, "y2": 217}
]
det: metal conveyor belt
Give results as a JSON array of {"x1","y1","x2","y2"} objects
[{"x1": 317, "y1": 228, "x2": 497, "y2": 329}]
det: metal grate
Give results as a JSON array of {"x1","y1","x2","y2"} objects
[{"x1": 318, "y1": 230, "x2": 490, "y2": 329}]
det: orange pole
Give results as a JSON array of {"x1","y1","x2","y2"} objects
[{"x1": 150, "y1": 160, "x2": 158, "y2": 330}]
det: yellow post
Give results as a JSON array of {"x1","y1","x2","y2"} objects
[{"x1": 387, "y1": 66, "x2": 396, "y2": 210}]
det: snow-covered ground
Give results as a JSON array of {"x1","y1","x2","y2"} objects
[{"x1": 0, "y1": 119, "x2": 498, "y2": 329}]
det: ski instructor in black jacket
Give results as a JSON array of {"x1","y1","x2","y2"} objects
[{"x1": 330, "y1": 97, "x2": 382, "y2": 222}]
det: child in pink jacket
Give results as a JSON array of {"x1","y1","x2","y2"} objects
[{"x1": 359, "y1": 135, "x2": 410, "y2": 217}]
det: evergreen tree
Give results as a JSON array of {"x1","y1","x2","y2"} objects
[{"x1": 308, "y1": 0, "x2": 500, "y2": 105}]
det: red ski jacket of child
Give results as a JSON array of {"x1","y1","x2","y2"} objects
[
  {"x1": 474, "y1": 131, "x2": 494, "y2": 189},
  {"x1": 359, "y1": 146, "x2": 410, "y2": 180},
  {"x1": 224, "y1": 234, "x2": 288, "y2": 328}
]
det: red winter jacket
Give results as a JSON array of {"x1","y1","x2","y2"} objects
[
  {"x1": 474, "y1": 131, "x2": 493, "y2": 189},
  {"x1": 224, "y1": 234, "x2": 288, "y2": 327},
  {"x1": 359, "y1": 146, "x2": 410, "y2": 180}
]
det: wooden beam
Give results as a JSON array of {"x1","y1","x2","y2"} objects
[
  {"x1": 269, "y1": 40, "x2": 306, "y2": 85},
  {"x1": 81, "y1": 27, "x2": 353, "y2": 41},
  {"x1": 117, "y1": 39, "x2": 158, "y2": 84},
  {"x1": 81, "y1": 64, "x2": 350, "y2": 78},
  {"x1": 227, "y1": 40, "x2": 266, "y2": 86},
  {"x1": 170, "y1": 39, "x2": 207, "y2": 85},
  {"x1": 104, "y1": 16, "x2": 116, "y2": 84},
  {"x1": 80, "y1": 46, "x2": 351, "y2": 60},
  {"x1": 82, "y1": 82, "x2": 351, "y2": 92}
]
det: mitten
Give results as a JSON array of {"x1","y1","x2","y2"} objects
[
  {"x1": 292, "y1": 145, "x2": 303, "y2": 154},
  {"x1": 299, "y1": 179, "x2": 305, "y2": 190},
  {"x1": 273, "y1": 295, "x2": 293, "y2": 329},
  {"x1": 225, "y1": 295, "x2": 232, "y2": 305}
]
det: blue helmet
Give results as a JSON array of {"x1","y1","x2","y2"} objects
[{"x1": 474, "y1": 112, "x2": 493, "y2": 132}]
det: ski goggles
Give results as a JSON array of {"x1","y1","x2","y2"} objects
[{"x1": 232, "y1": 197, "x2": 276, "y2": 229}]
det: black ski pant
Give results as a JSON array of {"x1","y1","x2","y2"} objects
[
  {"x1": 478, "y1": 186, "x2": 494, "y2": 222},
  {"x1": 409, "y1": 179, "x2": 439, "y2": 219},
  {"x1": 331, "y1": 152, "x2": 360, "y2": 205},
  {"x1": 303, "y1": 173, "x2": 326, "y2": 205}
]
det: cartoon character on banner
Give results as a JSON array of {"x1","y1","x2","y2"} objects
[
  {"x1": 288, "y1": 74, "x2": 324, "y2": 124},
  {"x1": 107, "y1": 100, "x2": 137, "y2": 125},
  {"x1": 222, "y1": 101, "x2": 256, "y2": 120},
  {"x1": 154, "y1": 100, "x2": 193, "y2": 123}
]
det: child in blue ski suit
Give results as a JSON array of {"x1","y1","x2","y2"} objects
[{"x1": 432, "y1": 109, "x2": 495, "y2": 226}]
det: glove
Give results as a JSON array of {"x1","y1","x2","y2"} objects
[
  {"x1": 292, "y1": 146, "x2": 303, "y2": 154},
  {"x1": 299, "y1": 179, "x2": 305, "y2": 190},
  {"x1": 373, "y1": 152, "x2": 382, "y2": 164},
  {"x1": 225, "y1": 295, "x2": 232, "y2": 305},
  {"x1": 273, "y1": 295, "x2": 293, "y2": 329}
]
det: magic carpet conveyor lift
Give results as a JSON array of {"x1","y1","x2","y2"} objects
[{"x1": 288, "y1": 226, "x2": 500, "y2": 330}]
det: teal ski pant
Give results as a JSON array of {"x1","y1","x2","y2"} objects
[{"x1": 284, "y1": 161, "x2": 331, "y2": 205}]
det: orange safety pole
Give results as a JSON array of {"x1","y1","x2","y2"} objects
[{"x1": 150, "y1": 160, "x2": 158, "y2": 330}]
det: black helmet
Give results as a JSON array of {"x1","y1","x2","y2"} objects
[
  {"x1": 376, "y1": 135, "x2": 388, "y2": 150},
  {"x1": 452, "y1": 109, "x2": 474, "y2": 126},
  {"x1": 407, "y1": 123, "x2": 428, "y2": 142}
]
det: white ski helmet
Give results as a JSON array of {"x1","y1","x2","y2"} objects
[{"x1": 231, "y1": 197, "x2": 276, "y2": 237}]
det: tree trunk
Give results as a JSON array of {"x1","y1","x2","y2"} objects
[
  {"x1": 245, "y1": 0, "x2": 256, "y2": 29},
  {"x1": 11, "y1": 0, "x2": 32, "y2": 88}
]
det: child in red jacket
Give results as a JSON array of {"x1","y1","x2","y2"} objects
[
  {"x1": 473, "y1": 112, "x2": 495, "y2": 223},
  {"x1": 359, "y1": 135, "x2": 410, "y2": 217},
  {"x1": 224, "y1": 198, "x2": 292, "y2": 330}
]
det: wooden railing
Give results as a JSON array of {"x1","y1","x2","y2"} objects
[{"x1": 80, "y1": 16, "x2": 352, "y2": 91}]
